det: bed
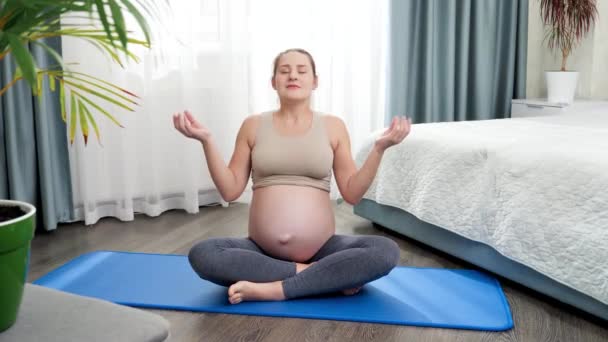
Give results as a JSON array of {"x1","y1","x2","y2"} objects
[{"x1": 353, "y1": 106, "x2": 608, "y2": 321}]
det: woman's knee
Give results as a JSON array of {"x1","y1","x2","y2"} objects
[
  {"x1": 369, "y1": 236, "x2": 400, "y2": 272},
  {"x1": 188, "y1": 239, "x2": 221, "y2": 280}
]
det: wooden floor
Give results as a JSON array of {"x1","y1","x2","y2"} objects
[{"x1": 28, "y1": 202, "x2": 607, "y2": 342}]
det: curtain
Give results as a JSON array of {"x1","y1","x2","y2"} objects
[
  {"x1": 388, "y1": 0, "x2": 528, "y2": 124},
  {"x1": 64, "y1": 0, "x2": 389, "y2": 225},
  {"x1": 0, "y1": 38, "x2": 73, "y2": 231}
]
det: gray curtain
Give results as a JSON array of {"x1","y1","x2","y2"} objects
[
  {"x1": 0, "y1": 37, "x2": 73, "y2": 231},
  {"x1": 388, "y1": 0, "x2": 528, "y2": 124}
]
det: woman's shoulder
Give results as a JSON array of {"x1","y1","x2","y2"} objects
[
  {"x1": 239, "y1": 112, "x2": 271, "y2": 144},
  {"x1": 318, "y1": 113, "x2": 347, "y2": 131},
  {"x1": 242, "y1": 111, "x2": 269, "y2": 128},
  {"x1": 318, "y1": 113, "x2": 349, "y2": 145}
]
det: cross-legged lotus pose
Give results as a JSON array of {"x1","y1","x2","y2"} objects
[{"x1": 173, "y1": 48, "x2": 411, "y2": 304}]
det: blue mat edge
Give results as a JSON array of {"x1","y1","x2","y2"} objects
[{"x1": 33, "y1": 250, "x2": 515, "y2": 331}]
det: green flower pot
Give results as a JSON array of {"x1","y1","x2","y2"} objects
[{"x1": 0, "y1": 200, "x2": 36, "y2": 332}]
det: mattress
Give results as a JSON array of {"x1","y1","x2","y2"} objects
[{"x1": 355, "y1": 109, "x2": 608, "y2": 306}]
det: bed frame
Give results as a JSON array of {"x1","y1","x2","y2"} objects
[{"x1": 353, "y1": 198, "x2": 608, "y2": 321}]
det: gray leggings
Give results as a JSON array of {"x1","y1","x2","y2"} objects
[{"x1": 188, "y1": 234, "x2": 400, "y2": 299}]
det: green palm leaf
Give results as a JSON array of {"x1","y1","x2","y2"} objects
[
  {"x1": 73, "y1": 90, "x2": 124, "y2": 128},
  {"x1": 82, "y1": 100, "x2": 101, "y2": 144},
  {"x1": 0, "y1": 0, "x2": 167, "y2": 144},
  {"x1": 77, "y1": 98, "x2": 90, "y2": 145},
  {"x1": 6, "y1": 34, "x2": 37, "y2": 93},
  {"x1": 108, "y1": 0, "x2": 128, "y2": 48},
  {"x1": 69, "y1": 92, "x2": 78, "y2": 144}
]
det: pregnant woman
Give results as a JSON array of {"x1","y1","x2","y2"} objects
[{"x1": 173, "y1": 48, "x2": 411, "y2": 304}]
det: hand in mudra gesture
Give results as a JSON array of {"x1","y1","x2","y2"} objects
[
  {"x1": 375, "y1": 116, "x2": 411, "y2": 152},
  {"x1": 173, "y1": 110, "x2": 212, "y2": 143}
]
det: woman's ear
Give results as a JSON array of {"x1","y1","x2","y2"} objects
[
  {"x1": 271, "y1": 77, "x2": 277, "y2": 90},
  {"x1": 313, "y1": 76, "x2": 318, "y2": 90}
]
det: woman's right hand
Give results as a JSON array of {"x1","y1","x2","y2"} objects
[{"x1": 173, "y1": 110, "x2": 212, "y2": 143}]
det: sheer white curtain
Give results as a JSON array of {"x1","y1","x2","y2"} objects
[{"x1": 64, "y1": 0, "x2": 388, "y2": 225}]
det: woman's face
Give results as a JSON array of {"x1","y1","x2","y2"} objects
[{"x1": 272, "y1": 51, "x2": 317, "y2": 102}]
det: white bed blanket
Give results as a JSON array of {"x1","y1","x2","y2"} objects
[{"x1": 356, "y1": 112, "x2": 608, "y2": 304}]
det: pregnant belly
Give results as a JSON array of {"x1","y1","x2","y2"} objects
[{"x1": 249, "y1": 185, "x2": 335, "y2": 262}]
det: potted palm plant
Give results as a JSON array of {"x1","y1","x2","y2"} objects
[
  {"x1": 541, "y1": 0, "x2": 598, "y2": 104},
  {"x1": 0, "y1": 0, "x2": 159, "y2": 332}
]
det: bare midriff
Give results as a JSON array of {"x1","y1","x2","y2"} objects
[{"x1": 249, "y1": 185, "x2": 335, "y2": 263}]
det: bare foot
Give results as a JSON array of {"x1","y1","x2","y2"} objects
[
  {"x1": 342, "y1": 287, "x2": 362, "y2": 296},
  {"x1": 227, "y1": 281, "x2": 286, "y2": 304}
]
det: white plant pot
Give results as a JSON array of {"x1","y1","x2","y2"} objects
[{"x1": 545, "y1": 71, "x2": 579, "y2": 104}]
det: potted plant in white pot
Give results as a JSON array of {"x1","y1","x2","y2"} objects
[
  {"x1": 0, "y1": 0, "x2": 159, "y2": 332},
  {"x1": 541, "y1": 0, "x2": 598, "y2": 104}
]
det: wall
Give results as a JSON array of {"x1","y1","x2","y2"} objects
[{"x1": 526, "y1": 0, "x2": 607, "y2": 100}]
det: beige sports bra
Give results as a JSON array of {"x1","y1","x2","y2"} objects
[{"x1": 251, "y1": 111, "x2": 333, "y2": 192}]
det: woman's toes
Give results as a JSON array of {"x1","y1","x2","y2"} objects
[
  {"x1": 229, "y1": 294, "x2": 242, "y2": 304},
  {"x1": 342, "y1": 287, "x2": 362, "y2": 296},
  {"x1": 228, "y1": 281, "x2": 244, "y2": 296}
]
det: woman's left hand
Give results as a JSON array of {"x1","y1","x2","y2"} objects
[{"x1": 375, "y1": 116, "x2": 411, "y2": 152}]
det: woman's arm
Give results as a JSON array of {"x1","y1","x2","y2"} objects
[
  {"x1": 330, "y1": 116, "x2": 411, "y2": 205},
  {"x1": 174, "y1": 111, "x2": 257, "y2": 202}
]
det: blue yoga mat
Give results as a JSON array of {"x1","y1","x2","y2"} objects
[{"x1": 34, "y1": 251, "x2": 513, "y2": 331}]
